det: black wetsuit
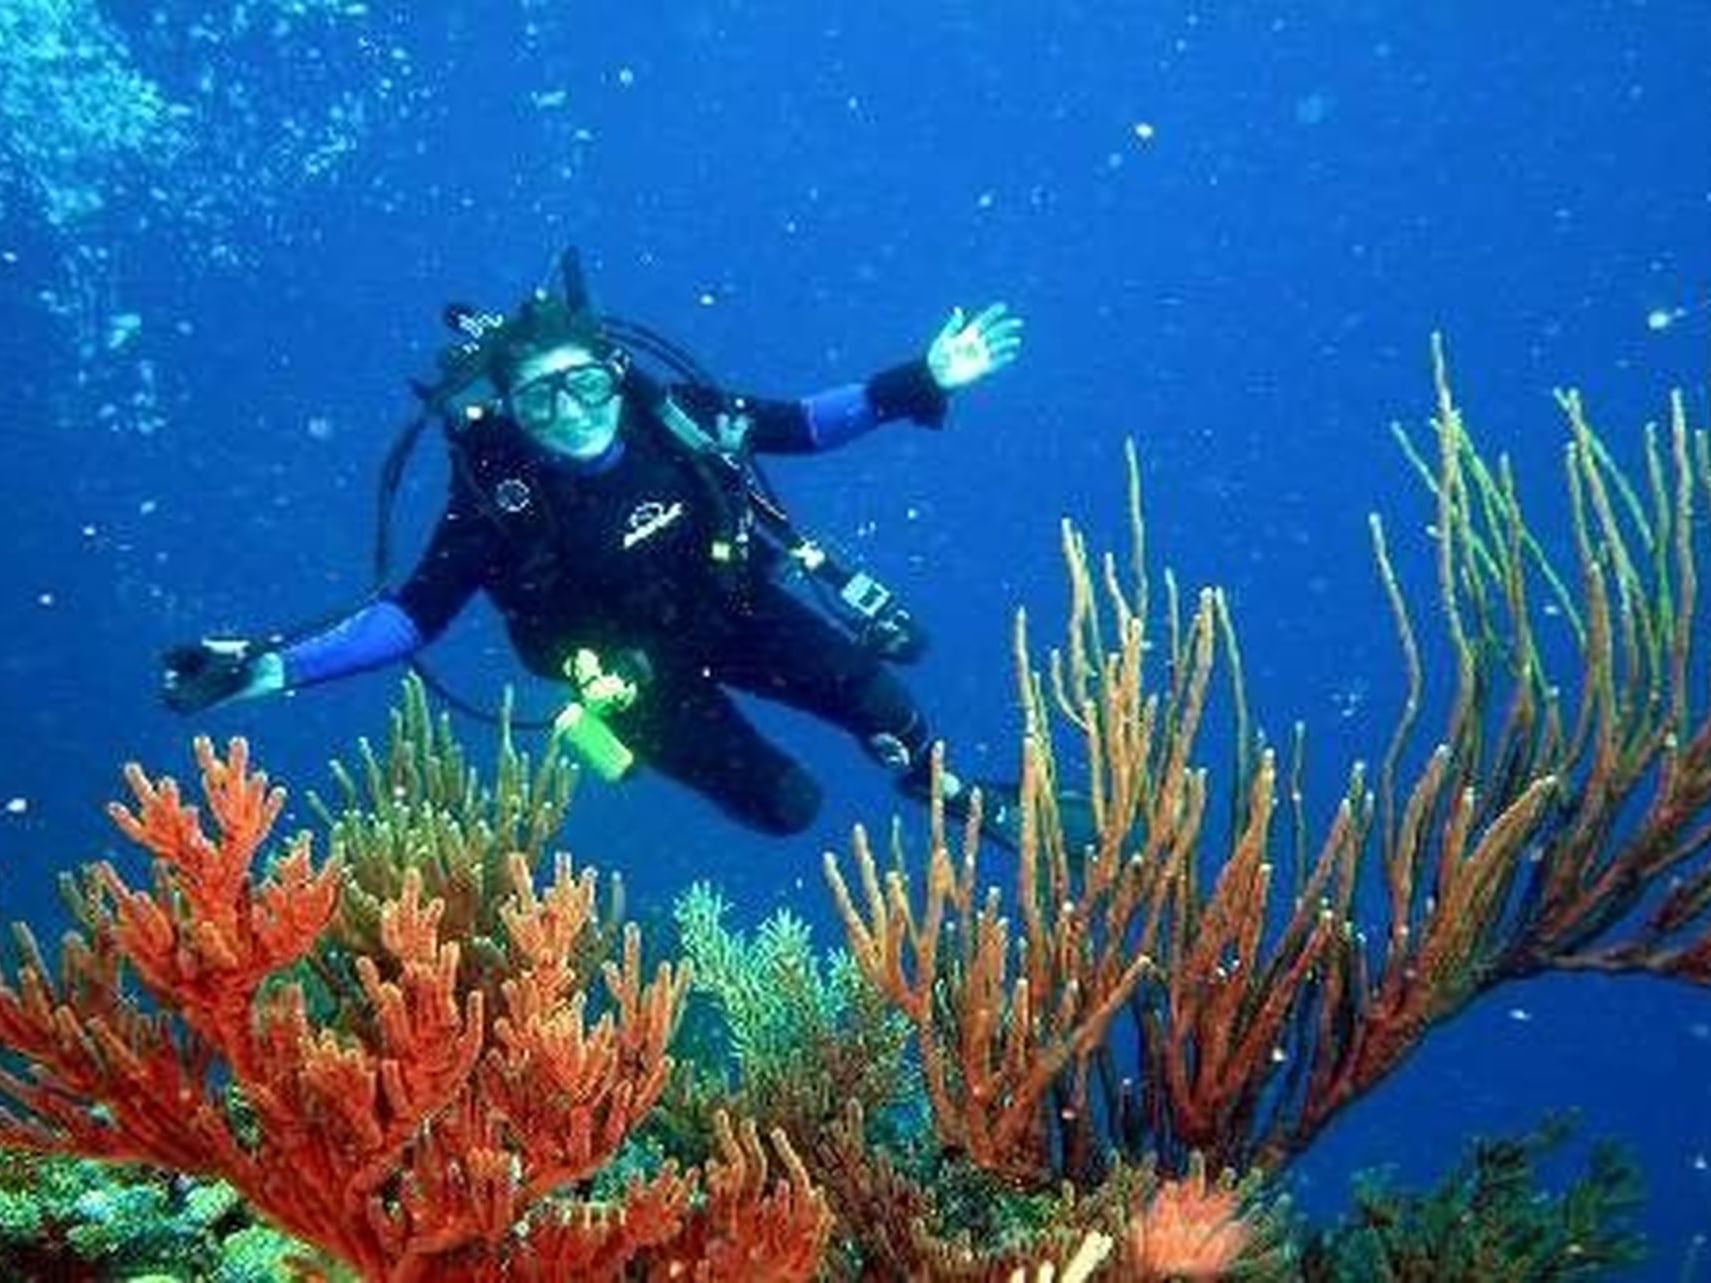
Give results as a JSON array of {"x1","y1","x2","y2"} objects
[{"x1": 379, "y1": 364, "x2": 946, "y2": 834}]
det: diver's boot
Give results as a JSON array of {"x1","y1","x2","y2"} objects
[
  {"x1": 895, "y1": 760, "x2": 1023, "y2": 852},
  {"x1": 894, "y1": 759, "x2": 1107, "y2": 859}
]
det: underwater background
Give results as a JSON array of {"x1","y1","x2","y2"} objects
[{"x1": 1, "y1": 1, "x2": 1707, "y2": 1275}]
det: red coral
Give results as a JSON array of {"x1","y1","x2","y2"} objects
[{"x1": 0, "y1": 737, "x2": 827, "y2": 1282}]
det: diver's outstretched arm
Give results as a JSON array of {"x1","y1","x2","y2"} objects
[
  {"x1": 160, "y1": 474, "x2": 492, "y2": 714},
  {"x1": 702, "y1": 300, "x2": 1026, "y2": 455},
  {"x1": 160, "y1": 599, "x2": 425, "y2": 714}
]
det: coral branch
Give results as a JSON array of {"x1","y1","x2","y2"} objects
[
  {"x1": 831, "y1": 338, "x2": 1711, "y2": 1184},
  {"x1": 0, "y1": 715, "x2": 822, "y2": 1280}
]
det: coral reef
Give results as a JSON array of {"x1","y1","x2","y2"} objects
[
  {"x1": 0, "y1": 1150, "x2": 298, "y2": 1281},
  {"x1": 0, "y1": 732, "x2": 829, "y2": 1280},
  {"x1": 826, "y1": 338, "x2": 1711, "y2": 1193},
  {"x1": 1300, "y1": 1114, "x2": 1645, "y2": 1281},
  {"x1": 307, "y1": 675, "x2": 606, "y2": 996},
  {"x1": 667, "y1": 882, "x2": 910, "y2": 1157},
  {"x1": 0, "y1": 340, "x2": 1698, "y2": 1278}
]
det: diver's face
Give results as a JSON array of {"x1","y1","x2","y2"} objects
[{"x1": 508, "y1": 343, "x2": 625, "y2": 461}]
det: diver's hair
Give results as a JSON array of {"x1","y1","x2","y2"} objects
[{"x1": 490, "y1": 291, "x2": 610, "y2": 389}]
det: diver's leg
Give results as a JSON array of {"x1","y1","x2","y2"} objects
[
  {"x1": 608, "y1": 672, "x2": 821, "y2": 837},
  {"x1": 712, "y1": 588, "x2": 933, "y2": 768},
  {"x1": 713, "y1": 590, "x2": 1023, "y2": 845}
]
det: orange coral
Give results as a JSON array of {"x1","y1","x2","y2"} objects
[
  {"x1": 1120, "y1": 1155, "x2": 1252, "y2": 1281},
  {"x1": 825, "y1": 741, "x2": 1153, "y2": 1184},
  {"x1": 514, "y1": 1113, "x2": 832, "y2": 1283},
  {"x1": 829, "y1": 354, "x2": 1711, "y2": 1192},
  {"x1": 648, "y1": 1112, "x2": 835, "y2": 1282},
  {"x1": 0, "y1": 736, "x2": 827, "y2": 1282}
]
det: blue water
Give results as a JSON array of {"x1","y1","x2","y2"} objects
[{"x1": 2, "y1": 2, "x2": 1707, "y2": 1274}]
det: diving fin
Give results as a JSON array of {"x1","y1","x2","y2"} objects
[
  {"x1": 896, "y1": 773, "x2": 1096, "y2": 856},
  {"x1": 971, "y1": 784, "x2": 1098, "y2": 856}
]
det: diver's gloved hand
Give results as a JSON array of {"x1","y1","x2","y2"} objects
[
  {"x1": 926, "y1": 302, "x2": 1024, "y2": 391},
  {"x1": 160, "y1": 638, "x2": 285, "y2": 713}
]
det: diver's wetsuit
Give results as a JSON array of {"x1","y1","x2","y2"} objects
[{"x1": 275, "y1": 360, "x2": 949, "y2": 836}]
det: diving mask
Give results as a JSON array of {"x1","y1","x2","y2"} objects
[
  {"x1": 508, "y1": 351, "x2": 627, "y2": 460},
  {"x1": 512, "y1": 361, "x2": 622, "y2": 421}
]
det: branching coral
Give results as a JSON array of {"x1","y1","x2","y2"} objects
[
  {"x1": 1300, "y1": 1114, "x2": 1646, "y2": 1281},
  {"x1": 827, "y1": 336, "x2": 1711, "y2": 1190},
  {"x1": 670, "y1": 882, "x2": 909, "y2": 1149},
  {"x1": 0, "y1": 731, "x2": 829, "y2": 1281},
  {"x1": 806, "y1": 1099, "x2": 1293, "y2": 1281},
  {"x1": 307, "y1": 672, "x2": 616, "y2": 1001}
]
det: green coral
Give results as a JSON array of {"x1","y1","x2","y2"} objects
[
  {"x1": 1302, "y1": 1114, "x2": 1646, "y2": 1281},
  {"x1": 307, "y1": 673, "x2": 583, "y2": 956},
  {"x1": 211, "y1": 1223, "x2": 316, "y2": 1283},
  {"x1": 0, "y1": 1150, "x2": 304, "y2": 1279},
  {"x1": 300, "y1": 673, "x2": 620, "y2": 1036},
  {"x1": 676, "y1": 882, "x2": 834, "y2": 1069},
  {"x1": 667, "y1": 881, "x2": 910, "y2": 1154}
]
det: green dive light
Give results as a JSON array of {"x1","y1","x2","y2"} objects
[
  {"x1": 551, "y1": 648, "x2": 639, "y2": 781},
  {"x1": 552, "y1": 701, "x2": 634, "y2": 781}
]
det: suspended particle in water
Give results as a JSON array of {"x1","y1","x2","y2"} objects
[
  {"x1": 107, "y1": 311, "x2": 142, "y2": 350},
  {"x1": 1294, "y1": 90, "x2": 1333, "y2": 126},
  {"x1": 1647, "y1": 300, "x2": 1707, "y2": 332}
]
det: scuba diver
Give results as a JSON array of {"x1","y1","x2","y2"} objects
[{"x1": 159, "y1": 252, "x2": 1024, "y2": 841}]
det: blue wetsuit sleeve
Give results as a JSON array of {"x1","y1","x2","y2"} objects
[
  {"x1": 278, "y1": 598, "x2": 423, "y2": 688},
  {"x1": 676, "y1": 358, "x2": 950, "y2": 455},
  {"x1": 279, "y1": 485, "x2": 497, "y2": 689},
  {"x1": 798, "y1": 382, "x2": 877, "y2": 450}
]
